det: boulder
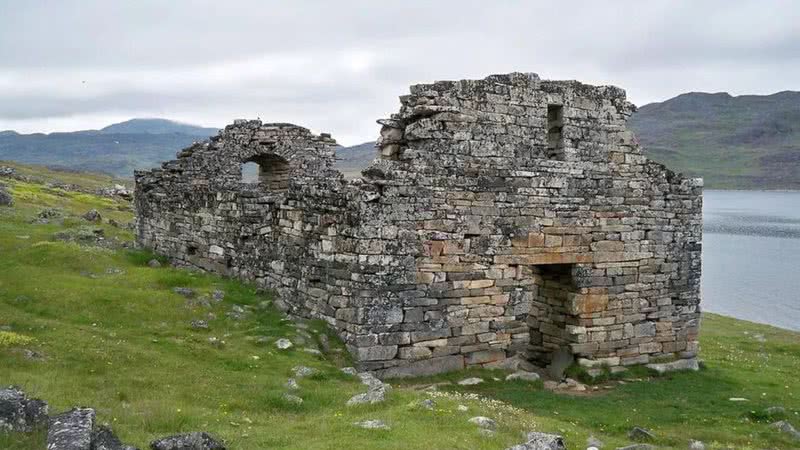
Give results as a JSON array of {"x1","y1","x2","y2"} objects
[
  {"x1": 772, "y1": 420, "x2": 800, "y2": 441},
  {"x1": 147, "y1": 259, "x2": 162, "y2": 268},
  {"x1": 506, "y1": 431, "x2": 566, "y2": 450},
  {"x1": 0, "y1": 186, "x2": 12, "y2": 206},
  {"x1": 0, "y1": 386, "x2": 49, "y2": 432},
  {"x1": 275, "y1": 338, "x2": 293, "y2": 350},
  {"x1": 292, "y1": 365, "x2": 315, "y2": 377},
  {"x1": 468, "y1": 416, "x2": 496, "y2": 430},
  {"x1": 150, "y1": 431, "x2": 226, "y2": 450},
  {"x1": 82, "y1": 209, "x2": 102, "y2": 222},
  {"x1": 47, "y1": 408, "x2": 95, "y2": 450},
  {"x1": 92, "y1": 425, "x2": 139, "y2": 450},
  {"x1": 645, "y1": 358, "x2": 699, "y2": 375},
  {"x1": 347, "y1": 372, "x2": 388, "y2": 405},
  {"x1": 628, "y1": 426, "x2": 655, "y2": 441},
  {"x1": 353, "y1": 419, "x2": 390, "y2": 430}
]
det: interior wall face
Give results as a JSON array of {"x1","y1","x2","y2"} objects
[{"x1": 135, "y1": 73, "x2": 703, "y2": 378}]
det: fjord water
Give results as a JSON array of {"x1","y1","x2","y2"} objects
[{"x1": 703, "y1": 190, "x2": 800, "y2": 331}]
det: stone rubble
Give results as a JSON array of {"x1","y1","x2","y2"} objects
[
  {"x1": 0, "y1": 386, "x2": 49, "y2": 432},
  {"x1": 506, "y1": 431, "x2": 567, "y2": 450},
  {"x1": 149, "y1": 431, "x2": 226, "y2": 450},
  {"x1": 135, "y1": 73, "x2": 703, "y2": 377}
]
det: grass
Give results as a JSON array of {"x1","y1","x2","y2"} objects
[{"x1": 1, "y1": 169, "x2": 799, "y2": 449}]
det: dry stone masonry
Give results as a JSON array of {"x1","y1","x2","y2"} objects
[{"x1": 135, "y1": 73, "x2": 703, "y2": 377}]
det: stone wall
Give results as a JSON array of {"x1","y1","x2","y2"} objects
[{"x1": 135, "y1": 73, "x2": 703, "y2": 377}]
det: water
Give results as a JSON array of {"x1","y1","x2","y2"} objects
[{"x1": 703, "y1": 190, "x2": 800, "y2": 331}]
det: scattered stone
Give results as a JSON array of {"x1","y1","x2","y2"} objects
[
  {"x1": 281, "y1": 393, "x2": 303, "y2": 405},
  {"x1": 22, "y1": 349, "x2": 44, "y2": 360},
  {"x1": 190, "y1": 320, "x2": 209, "y2": 330},
  {"x1": 646, "y1": 358, "x2": 699, "y2": 375},
  {"x1": 105, "y1": 267, "x2": 124, "y2": 275},
  {"x1": 353, "y1": 419, "x2": 390, "y2": 430},
  {"x1": 468, "y1": 416, "x2": 496, "y2": 430},
  {"x1": 0, "y1": 186, "x2": 12, "y2": 206},
  {"x1": 147, "y1": 259, "x2": 162, "y2": 268},
  {"x1": 292, "y1": 366, "x2": 315, "y2": 377},
  {"x1": 47, "y1": 407, "x2": 95, "y2": 450},
  {"x1": 543, "y1": 381, "x2": 559, "y2": 390},
  {"x1": 150, "y1": 431, "x2": 226, "y2": 450},
  {"x1": 418, "y1": 399, "x2": 435, "y2": 410},
  {"x1": 82, "y1": 209, "x2": 102, "y2": 222},
  {"x1": 506, "y1": 371, "x2": 541, "y2": 382},
  {"x1": 285, "y1": 378, "x2": 299, "y2": 390},
  {"x1": 628, "y1": 426, "x2": 655, "y2": 441},
  {"x1": 36, "y1": 207, "x2": 62, "y2": 223},
  {"x1": 207, "y1": 337, "x2": 225, "y2": 347},
  {"x1": 172, "y1": 287, "x2": 195, "y2": 298},
  {"x1": 211, "y1": 290, "x2": 225, "y2": 302},
  {"x1": 587, "y1": 435, "x2": 604, "y2": 449},
  {"x1": 506, "y1": 431, "x2": 566, "y2": 450},
  {"x1": 347, "y1": 372, "x2": 390, "y2": 405},
  {"x1": 458, "y1": 377, "x2": 484, "y2": 386},
  {"x1": 226, "y1": 305, "x2": 247, "y2": 321},
  {"x1": 688, "y1": 440, "x2": 705, "y2": 450},
  {"x1": 92, "y1": 425, "x2": 139, "y2": 450},
  {"x1": 772, "y1": 420, "x2": 800, "y2": 441},
  {"x1": 457, "y1": 404, "x2": 469, "y2": 412},
  {"x1": 275, "y1": 338, "x2": 293, "y2": 350},
  {"x1": 0, "y1": 386, "x2": 49, "y2": 432},
  {"x1": 340, "y1": 367, "x2": 358, "y2": 376}
]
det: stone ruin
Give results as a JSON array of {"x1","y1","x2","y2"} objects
[{"x1": 134, "y1": 73, "x2": 703, "y2": 378}]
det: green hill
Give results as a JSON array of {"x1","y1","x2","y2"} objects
[{"x1": 629, "y1": 91, "x2": 800, "y2": 189}]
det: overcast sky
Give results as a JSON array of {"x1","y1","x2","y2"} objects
[{"x1": 1, "y1": 0, "x2": 798, "y2": 144}]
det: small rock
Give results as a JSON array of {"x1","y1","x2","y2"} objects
[
  {"x1": 573, "y1": 383, "x2": 587, "y2": 392},
  {"x1": 82, "y1": 209, "x2": 102, "y2": 222},
  {"x1": 282, "y1": 393, "x2": 303, "y2": 405},
  {"x1": 543, "y1": 381, "x2": 559, "y2": 390},
  {"x1": 105, "y1": 267, "x2": 124, "y2": 275},
  {"x1": 172, "y1": 287, "x2": 195, "y2": 298},
  {"x1": 285, "y1": 378, "x2": 299, "y2": 390},
  {"x1": 147, "y1": 259, "x2": 162, "y2": 268},
  {"x1": 341, "y1": 367, "x2": 358, "y2": 376},
  {"x1": 458, "y1": 377, "x2": 484, "y2": 386},
  {"x1": 354, "y1": 419, "x2": 390, "y2": 430},
  {"x1": 47, "y1": 408, "x2": 95, "y2": 450},
  {"x1": 628, "y1": 426, "x2": 655, "y2": 441},
  {"x1": 479, "y1": 428, "x2": 496, "y2": 437},
  {"x1": 292, "y1": 366, "x2": 315, "y2": 377},
  {"x1": 587, "y1": 435, "x2": 604, "y2": 449},
  {"x1": 457, "y1": 404, "x2": 469, "y2": 412},
  {"x1": 468, "y1": 416, "x2": 496, "y2": 430},
  {"x1": 0, "y1": 187, "x2": 12, "y2": 206},
  {"x1": 419, "y1": 399, "x2": 435, "y2": 410},
  {"x1": 728, "y1": 397, "x2": 748, "y2": 402},
  {"x1": 0, "y1": 386, "x2": 49, "y2": 432},
  {"x1": 22, "y1": 349, "x2": 44, "y2": 360},
  {"x1": 765, "y1": 406, "x2": 786, "y2": 416},
  {"x1": 207, "y1": 337, "x2": 225, "y2": 347},
  {"x1": 226, "y1": 305, "x2": 247, "y2": 321},
  {"x1": 772, "y1": 420, "x2": 800, "y2": 441},
  {"x1": 688, "y1": 439, "x2": 705, "y2": 450},
  {"x1": 506, "y1": 371, "x2": 540, "y2": 382},
  {"x1": 275, "y1": 338, "x2": 293, "y2": 350},
  {"x1": 211, "y1": 290, "x2": 225, "y2": 302},
  {"x1": 318, "y1": 333, "x2": 331, "y2": 352},
  {"x1": 646, "y1": 358, "x2": 699, "y2": 375},
  {"x1": 92, "y1": 424, "x2": 138, "y2": 450},
  {"x1": 506, "y1": 431, "x2": 566, "y2": 450},
  {"x1": 150, "y1": 431, "x2": 226, "y2": 450},
  {"x1": 615, "y1": 445, "x2": 656, "y2": 450},
  {"x1": 303, "y1": 348, "x2": 322, "y2": 355},
  {"x1": 190, "y1": 320, "x2": 209, "y2": 330}
]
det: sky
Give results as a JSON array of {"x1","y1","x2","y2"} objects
[{"x1": 1, "y1": 0, "x2": 798, "y2": 145}]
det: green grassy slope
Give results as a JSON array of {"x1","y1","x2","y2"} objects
[{"x1": 0, "y1": 168, "x2": 799, "y2": 449}]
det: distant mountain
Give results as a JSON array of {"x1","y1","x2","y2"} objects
[
  {"x1": 99, "y1": 118, "x2": 219, "y2": 136},
  {"x1": 334, "y1": 141, "x2": 376, "y2": 177},
  {"x1": 0, "y1": 119, "x2": 219, "y2": 178},
  {"x1": 629, "y1": 91, "x2": 800, "y2": 189}
]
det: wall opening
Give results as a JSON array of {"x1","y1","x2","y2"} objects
[
  {"x1": 240, "y1": 154, "x2": 290, "y2": 191},
  {"x1": 527, "y1": 264, "x2": 579, "y2": 372},
  {"x1": 546, "y1": 104, "x2": 564, "y2": 159}
]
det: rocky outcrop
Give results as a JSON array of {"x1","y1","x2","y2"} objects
[
  {"x1": 135, "y1": 73, "x2": 703, "y2": 377},
  {"x1": 149, "y1": 432, "x2": 225, "y2": 450},
  {"x1": 0, "y1": 386, "x2": 49, "y2": 432},
  {"x1": 47, "y1": 408, "x2": 96, "y2": 450},
  {"x1": 507, "y1": 431, "x2": 566, "y2": 450}
]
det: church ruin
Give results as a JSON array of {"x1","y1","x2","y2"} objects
[{"x1": 134, "y1": 73, "x2": 703, "y2": 377}]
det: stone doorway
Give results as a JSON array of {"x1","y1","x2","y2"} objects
[{"x1": 525, "y1": 264, "x2": 581, "y2": 372}]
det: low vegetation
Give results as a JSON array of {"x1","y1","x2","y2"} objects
[{"x1": 0, "y1": 168, "x2": 798, "y2": 449}]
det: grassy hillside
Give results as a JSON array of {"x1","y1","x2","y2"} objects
[
  {"x1": 629, "y1": 91, "x2": 800, "y2": 190},
  {"x1": 0, "y1": 167, "x2": 799, "y2": 449}
]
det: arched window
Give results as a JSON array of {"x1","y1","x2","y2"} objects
[{"x1": 240, "y1": 154, "x2": 290, "y2": 191}]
